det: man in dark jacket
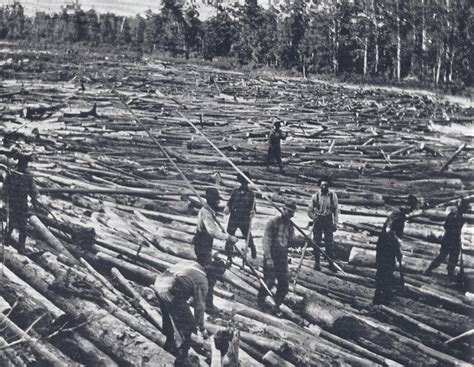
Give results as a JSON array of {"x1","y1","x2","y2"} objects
[
  {"x1": 266, "y1": 120, "x2": 287, "y2": 173},
  {"x1": 372, "y1": 195, "x2": 418, "y2": 305},
  {"x1": 3, "y1": 152, "x2": 39, "y2": 254},
  {"x1": 308, "y1": 178, "x2": 339, "y2": 271},
  {"x1": 257, "y1": 201, "x2": 297, "y2": 312},
  {"x1": 424, "y1": 199, "x2": 469, "y2": 277},
  {"x1": 224, "y1": 171, "x2": 257, "y2": 261},
  {"x1": 154, "y1": 258, "x2": 226, "y2": 366},
  {"x1": 193, "y1": 187, "x2": 237, "y2": 310}
]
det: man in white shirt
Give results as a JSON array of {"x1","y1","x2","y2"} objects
[
  {"x1": 192, "y1": 187, "x2": 238, "y2": 310},
  {"x1": 308, "y1": 178, "x2": 339, "y2": 271}
]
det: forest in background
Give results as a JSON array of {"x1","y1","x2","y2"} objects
[{"x1": 0, "y1": 0, "x2": 472, "y2": 93}]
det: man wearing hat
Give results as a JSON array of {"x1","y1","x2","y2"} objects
[
  {"x1": 154, "y1": 258, "x2": 227, "y2": 365},
  {"x1": 424, "y1": 199, "x2": 469, "y2": 277},
  {"x1": 266, "y1": 120, "x2": 287, "y2": 173},
  {"x1": 373, "y1": 195, "x2": 418, "y2": 305},
  {"x1": 3, "y1": 151, "x2": 40, "y2": 255},
  {"x1": 257, "y1": 200, "x2": 297, "y2": 312},
  {"x1": 193, "y1": 187, "x2": 238, "y2": 310},
  {"x1": 308, "y1": 178, "x2": 339, "y2": 271},
  {"x1": 224, "y1": 171, "x2": 257, "y2": 260}
]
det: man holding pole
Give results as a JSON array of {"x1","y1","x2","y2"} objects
[
  {"x1": 224, "y1": 171, "x2": 257, "y2": 261},
  {"x1": 3, "y1": 150, "x2": 40, "y2": 255},
  {"x1": 257, "y1": 200, "x2": 297, "y2": 313},
  {"x1": 193, "y1": 187, "x2": 238, "y2": 311},
  {"x1": 424, "y1": 198, "x2": 469, "y2": 278},
  {"x1": 373, "y1": 195, "x2": 418, "y2": 306},
  {"x1": 308, "y1": 178, "x2": 339, "y2": 272}
]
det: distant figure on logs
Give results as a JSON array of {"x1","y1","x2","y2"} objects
[
  {"x1": 258, "y1": 200, "x2": 297, "y2": 314},
  {"x1": 424, "y1": 199, "x2": 469, "y2": 278},
  {"x1": 193, "y1": 187, "x2": 238, "y2": 312},
  {"x1": 308, "y1": 178, "x2": 339, "y2": 272},
  {"x1": 373, "y1": 195, "x2": 418, "y2": 306},
  {"x1": 266, "y1": 120, "x2": 287, "y2": 173},
  {"x1": 3, "y1": 150, "x2": 40, "y2": 255},
  {"x1": 154, "y1": 258, "x2": 227, "y2": 366},
  {"x1": 224, "y1": 171, "x2": 257, "y2": 262}
]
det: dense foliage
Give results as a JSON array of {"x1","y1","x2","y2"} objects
[{"x1": 1, "y1": 0, "x2": 472, "y2": 89}]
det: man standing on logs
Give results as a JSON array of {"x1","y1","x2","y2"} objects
[
  {"x1": 424, "y1": 199, "x2": 469, "y2": 278},
  {"x1": 266, "y1": 120, "x2": 287, "y2": 173},
  {"x1": 193, "y1": 187, "x2": 238, "y2": 311},
  {"x1": 308, "y1": 178, "x2": 339, "y2": 272},
  {"x1": 154, "y1": 258, "x2": 227, "y2": 366},
  {"x1": 3, "y1": 151, "x2": 40, "y2": 255},
  {"x1": 224, "y1": 171, "x2": 257, "y2": 262},
  {"x1": 373, "y1": 195, "x2": 418, "y2": 306},
  {"x1": 258, "y1": 200, "x2": 297, "y2": 313}
]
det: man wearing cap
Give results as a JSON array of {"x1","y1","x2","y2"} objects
[
  {"x1": 192, "y1": 187, "x2": 238, "y2": 310},
  {"x1": 308, "y1": 178, "x2": 339, "y2": 271},
  {"x1": 266, "y1": 120, "x2": 287, "y2": 173},
  {"x1": 424, "y1": 199, "x2": 469, "y2": 278},
  {"x1": 154, "y1": 258, "x2": 227, "y2": 365},
  {"x1": 257, "y1": 201, "x2": 297, "y2": 312},
  {"x1": 373, "y1": 195, "x2": 418, "y2": 305},
  {"x1": 224, "y1": 171, "x2": 257, "y2": 260},
  {"x1": 3, "y1": 152, "x2": 40, "y2": 254}
]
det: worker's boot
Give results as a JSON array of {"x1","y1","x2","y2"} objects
[
  {"x1": 174, "y1": 341, "x2": 191, "y2": 367},
  {"x1": 313, "y1": 255, "x2": 321, "y2": 271},
  {"x1": 250, "y1": 245, "x2": 257, "y2": 259}
]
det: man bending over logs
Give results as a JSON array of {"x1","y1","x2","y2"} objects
[
  {"x1": 3, "y1": 150, "x2": 40, "y2": 255},
  {"x1": 373, "y1": 195, "x2": 418, "y2": 306},
  {"x1": 424, "y1": 199, "x2": 469, "y2": 278},
  {"x1": 193, "y1": 187, "x2": 238, "y2": 311},
  {"x1": 154, "y1": 258, "x2": 227, "y2": 366},
  {"x1": 258, "y1": 200, "x2": 297, "y2": 314}
]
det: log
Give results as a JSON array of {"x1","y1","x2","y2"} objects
[
  {"x1": 0, "y1": 264, "x2": 118, "y2": 366},
  {"x1": 111, "y1": 267, "x2": 163, "y2": 330},
  {"x1": 29, "y1": 215, "x2": 78, "y2": 265},
  {"x1": 440, "y1": 143, "x2": 467, "y2": 172},
  {"x1": 95, "y1": 251, "x2": 157, "y2": 285},
  {"x1": 0, "y1": 312, "x2": 74, "y2": 366},
  {"x1": 319, "y1": 330, "x2": 402, "y2": 367},
  {"x1": 3, "y1": 249, "x2": 174, "y2": 366},
  {"x1": 262, "y1": 351, "x2": 295, "y2": 367}
]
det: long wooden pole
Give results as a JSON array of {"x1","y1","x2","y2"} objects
[
  {"x1": 176, "y1": 111, "x2": 346, "y2": 278},
  {"x1": 104, "y1": 77, "x2": 274, "y2": 299},
  {"x1": 439, "y1": 143, "x2": 466, "y2": 173}
]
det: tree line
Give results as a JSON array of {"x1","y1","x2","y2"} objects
[{"x1": 1, "y1": 0, "x2": 472, "y2": 89}]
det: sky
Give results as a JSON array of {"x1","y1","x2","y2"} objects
[{"x1": 0, "y1": 0, "x2": 162, "y2": 16}]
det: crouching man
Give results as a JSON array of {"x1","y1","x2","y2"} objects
[{"x1": 154, "y1": 258, "x2": 227, "y2": 366}]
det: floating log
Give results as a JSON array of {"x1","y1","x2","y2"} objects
[
  {"x1": 29, "y1": 215, "x2": 78, "y2": 265},
  {"x1": 0, "y1": 312, "x2": 73, "y2": 366},
  {"x1": 3, "y1": 249, "x2": 174, "y2": 366}
]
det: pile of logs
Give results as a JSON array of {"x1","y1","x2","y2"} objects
[{"x1": 0, "y1": 50, "x2": 472, "y2": 365}]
